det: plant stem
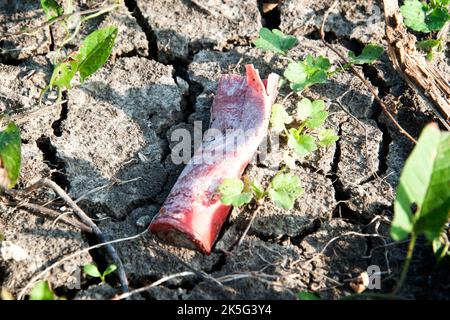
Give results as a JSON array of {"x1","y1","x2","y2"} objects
[{"x1": 392, "y1": 233, "x2": 417, "y2": 295}]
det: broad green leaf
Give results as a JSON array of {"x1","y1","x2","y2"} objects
[
  {"x1": 103, "y1": 264, "x2": 117, "y2": 277},
  {"x1": 400, "y1": 0, "x2": 430, "y2": 32},
  {"x1": 29, "y1": 281, "x2": 54, "y2": 300},
  {"x1": 76, "y1": 26, "x2": 118, "y2": 82},
  {"x1": 284, "y1": 62, "x2": 307, "y2": 90},
  {"x1": 49, "y1": 60, "x2": 79, "y2": 90},
  {"x1": 318, "y1": 128, "x2": 339, "y2": 146},
  {"x1": 218, "y1": 178, "x2": 253, "y2": 207},
  {"x1": 0, "y1": 122, "x2": 21, "y2": 189},
  {"x1": 83, "y1": 263, "x2": 102, "y2": 278},
  {"x1": 270, "y1": 104, "x2": 292, "y2": 133},
  {"x1": 298, "y1": 291, "x2": 320, "y2": 300},
  {"x1": 391, "y1": 124, "x2": 450, "y2": 241},
  {"x1": 252, "y1": 28, "x2": 298, "y2": 54},
  {"x1": 348, "y1": 44, "x2": 384, "y2": 65},
  {"x1": 268, "y1": 173, "x2": 304, "y2": 210},
  {"x1": 425, "y1": 7, "x2": 450, "y2": 31},
  {"x1": 40, "y1": 0, "x2": 63, "y2": 19},
  {"x1": 288, "y1": 129, "x2": 317, "y2": 158}
]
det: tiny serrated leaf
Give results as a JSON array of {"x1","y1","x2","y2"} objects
[
  {"x1": 268, "y1": 173, "x2": 304, "y2": 210},
  {"x1": 252, "y1": 28, "x2": 298, "y2": 54},
  {"x1": 288, "y1": 129, "x2": 317, "y2": 158},
  {"x1": 218, "y1": 178, "x2": 253, "y2": 207},
  {"x1": 348, "y1": 44, "x2": 384, "y2": 65},
  {"x1": 29, "y1": 281, "x2": 54, "y2": 300},
  {"x1": 284, "y1": 62, "x2": 307, "y2": 90},
  {"x1": 76, "y1": 26, "x2": 118, "y2": 82},
  {"x1": 318, "y1": 129, "x2": 339, "y2": 146},
  {"x1": 83, "y1": 264, "x2": 102, "y2": 278},
  {"x1": 0, "y1": 122, "x2": 21, "y2": 189},
  {"x1": 305, "y1": 111, "x2": 328, "y2": 129},
  {"x1": 270, "y1": 104, "x2": 292, "y2": 133}
]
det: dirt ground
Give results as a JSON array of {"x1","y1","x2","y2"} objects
[{"x1": 1, "y1": 0, "x2": 449, "y2": 300}]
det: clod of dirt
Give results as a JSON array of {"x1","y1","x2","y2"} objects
[
  {"x1": 74, "y1": 283, "x2": 118, "y2": 300},
  {"x1": 279, "y1": 0, "x2": 385, "y2": 44},
  {"x1": 0, "y1": 203, "x2": 92, "y2": 295},
  {"x1": 0, "y1": 1, "x2": 51, "y2": 61},
  {"x1": 54, "y1": 57, "x2": 186, "y2": 219},
  {"x1": 135, "y1": 0, "x2": 262, "y2": 62}
]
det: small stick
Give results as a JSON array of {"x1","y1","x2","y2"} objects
[
  {"x1": 113, "y1": 271, "x2": 196, "y2": 300},
  {"x1": 17, "y1": 202, "x2": 92, "y2": 233},
  {"x1": 236, "y1": 205, "x2": 261, "y2": 248},
  {"x1": 0, "y1": 5, "x2": 120, "y2": 39},
  {"x1": 321, "y1": 1, "x2": 417, "y2": 144},
  {"x1": 12, "y1": 178, "x2": 130, "y2": 294}
]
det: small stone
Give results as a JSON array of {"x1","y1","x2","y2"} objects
[{"x1": 136, "y1": 216, "x2": 152, "y2": 229}]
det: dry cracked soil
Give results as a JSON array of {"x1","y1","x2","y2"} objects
[{"x1": 0, "y1": 0, "x2": 449, "y2": 300}]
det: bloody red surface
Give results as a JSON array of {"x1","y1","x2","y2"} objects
[{"x1": 149, "y1": 64, "x2": 279, "y2": 254}]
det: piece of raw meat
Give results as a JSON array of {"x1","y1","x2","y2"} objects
[{"x1": 149, "y1": 64, "x2": 279, "y2": 254}]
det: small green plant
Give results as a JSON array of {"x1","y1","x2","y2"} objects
[
  {"x1": 29, "y1": 280, "x2": 55, "y2": 300},
  {"x1": 83, "y1": 263, "x2": 117, "y2": 283},
  {"x1": 390, "y1": 123, "x2": 450, "y2": 292},
  {"x1": 219, "y1": 172, "x2": 304, "y2": 210},
  {"x1": 0, "y1": 122, "x2": 21, "y2": 190},
  {"x1": 297, "y1": 291, "x2": 320, "y2": 300},
  {"x1": 400, "y1": 0, "x2": 450, "y2": 59}
]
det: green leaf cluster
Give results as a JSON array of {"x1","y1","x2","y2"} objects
[
  {"x1": 218, "y1": 173, "x2": 304, "y2": 210},
  {"x1": 284, "y1": 55, "x2": 331, "y2": 92},
  {"x1": 83, "y1": 263, "x2": 118, "y2": 282},
  {"x1": 252, "y1": 28, "x2": 298, "y2": 55},
  {"x1": 400, "y1": 0, "x2": 450, "y2": 33},
  {"x1": 49, "y1": 26, "x2": 118, "y2": 92}
]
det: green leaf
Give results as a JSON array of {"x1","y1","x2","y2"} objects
[
  {"x1": 348, "y1": 44, "x2": 384, "y2": 65},
  {"x1": 425, "y1": 7, "x2": 450, "y2": 31},
  {"x1": 298, "y1": 291, "x2": 320, "y2": 300},
  {"x1": 40, "y1": 0, "x2": 63, "y2": 19},
  {"x1": 268, "y1": 173, "x2": 304, "y2": 210},
  {"x1": 218, "y1": 178, "x2": 253, "y2": 207},
  {"x1": 0, "y1": 122, "x2": 21, "y2": 189},
  {"x1": 391, "y1": 124, "x2": 450, "y2": 242},
  {"x1": 29, "y1": 281, "x2": 54, "y2": 300},
  {"x1": 288, "y1": 129, "x2": 317, "y2": 158},
  {"x1": 432, "y1": 236, "x2": 449, "y2": 262},
  {"x1": 318, "y1": 129, "x2": 339, "y2": 146},
  {"x1": 270, "y1": 104, "x2": 292, "y2": 133},
  {"x1": 297, "y1": 98, "x2": 328, "y2": 129},
  {"x1": 284, "y1": 55, "x2": 330, "y2": 92},
  {"x1": 49, "y1": 60, "x2": 79, "y2": 90},
  {"x1": 83, "y1": 263, "x2": 102, "y2": 278},
  {"x1": 297, "y1": 98, "x2": 314, "y2": 121},
  {"x1": 252, "y1": 28, "x2": 298, "y2": 54},
  {"x1": 103, "y1": 264, "x2": 117, "y2": 277},
  {"x1": 76, "y1": 26, "x2": 118, "y2": 82},
  {"x1": 400, "y1": 0, "x2": 430, "y2": 32},
  {"x1": 417, "y1": 39, "x2": 441, "y2": 51}
]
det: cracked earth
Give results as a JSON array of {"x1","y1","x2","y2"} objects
[{"x1": 0, "y1": 0, "x2": 449, "y2": 300}]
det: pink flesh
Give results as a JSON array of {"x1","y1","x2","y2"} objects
[{"x1": 149, "y1": 64, "x2": 279, "y2": 254}]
